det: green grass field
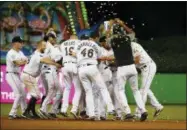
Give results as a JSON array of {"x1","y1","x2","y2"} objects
[{"x1": 1, "y1": 104, "x2": 186, "y2": 121}]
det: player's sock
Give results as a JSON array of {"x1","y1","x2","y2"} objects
[
  {"x1": 24, "y1": 98, "x2": 33, "y2": 114},
  {"x1": 30, "y1": 97, "x2": 37, "y2": 115},
  {"x1": 58, "y1": 102, "x2": 62, "y2": 110},
  {"x1": 40, "y1": 95, "x2": 46, "y2": 108}
]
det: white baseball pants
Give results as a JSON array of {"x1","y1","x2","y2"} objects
[
  {"x1": 6, "y1": 73, "x2": 27, "y2": 116},
  {"x1": 78, "y1": 65, "x2": 114, "y2": 117},
  {"x1": 135, "y1": 61, "x2": 163, "y2": 116},
  {"x1": 116, "y1": 64, "x2": 147, "y2": 114},
  {"x1": 61, "y1": 63, "x2": 82, "y2": 113},
  {"x1": 40, "y1": 70, "x2": 60, "y2": 113}
]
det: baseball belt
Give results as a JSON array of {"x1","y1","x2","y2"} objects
[
  {"x1": 78, "y1": 64, "x2": 94, "y2": 68},
  {"x1": 6, "y1": 72, "x2": 19, "y2": 75}
]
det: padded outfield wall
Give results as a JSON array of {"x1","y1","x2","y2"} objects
[
  {"x1": 1, "y1": 65, "x2": 186, "y2": 104},
  {"x1": 126, "y1": 74, "x2": 186, "y2": 104}
]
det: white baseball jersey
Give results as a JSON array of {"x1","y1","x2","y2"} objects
[
  {"x1": 42, "y1": 41, "x2": 62, "y2": 71},
  {"x1": 75, "y1": 40, "x2": 103, "y2": 66},
  {"x1": 60, "y1": 39, "x2": 80, "y2": 63},
  {"x1": 6, "y1": 49, "x2": 27, "y2": 73},
  {"x1": 106, "y1": 48, "x2": 118, "y2": 72},
  {"x1": 131, "y1": 42, "x2": 152, "y2": 67},
  {"x1": 23, "y1": 51, "x2": 45, "y2": 77},
  {"x1": 98, "y1": 47, "x2": 110, "y2": 72},
  {"x1": 127, "y1": 33, "x2": 135, "y2": 41}
]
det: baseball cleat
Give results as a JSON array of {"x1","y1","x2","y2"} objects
[
  {"x1": 70, "y1": 111, "x2": 79, "y2": 119},
  {"x1": 115, "y1": 116, "x2": 123, "y2": 120},
  {"x1": 100, "y1": 116, "x2": 106, "y2": 120},
  {"x1": 8, "y1": 115, "x2": 17, "y2": 120},
  {"x1": 31, "y1": 112, "x2": 41, "y2": 119},
  {"x1": 85, "y1": 116, "x2": 95, "y2": 121},
  {"x1": 140, "y1": 112, "x2": 148, "y2": 122},
  {"x1": 80, "y1": 110, "x2": 86, "y2": 116},
  {"x1": 9, "y1": 115, "x2": 23, "y2": 120},
  {"x1": 108, "y1": 110, "x2": 116, "y2": 116},
  {"x1": 48, "y1": 113, "x2": 57, "y2": 118},
  {"x1": 38, "y1": 109, "x2": 49, "y2": 119},
  {"x1": 21, "y1": 112, "x2": 32, "y2": 119},
  {"x1": 80, "y1": 111, "x2": 89, "y2": 119},
  {"x1": 154, "y1": 107, "x2": 164, "y2": 118},
  {"x1": 124, "y1": 114, "x2": 135, "y2": 120},
  {"x1": 14, "y1": 115, "x2": 22, "y2": 119},
  {"x1": 60, "y1": 112, "x2": 69, "y2": 117}
]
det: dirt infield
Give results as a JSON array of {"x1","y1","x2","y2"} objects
[{"x1": 1, "y1": 117, "x2": 186, "y2": 130}]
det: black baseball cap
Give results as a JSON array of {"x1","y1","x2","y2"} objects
[
  {"x1": 99, "y1": 36, "x2": 106, "y2": 42},
  {"x1": 12, "y1": 36, "x2": 24, "y2": 43},
  {"x1": 112, "y1": 23, "x2": 124, "y2": 35}
]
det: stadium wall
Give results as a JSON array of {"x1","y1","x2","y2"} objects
[
  {"x1": 0, "y1": 65, "x2": 186, "y2": 104},
  {"x1": 126, "y1": 74, "x2": 186, "y2": 104}
]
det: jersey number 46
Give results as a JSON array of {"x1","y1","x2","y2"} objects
[{"x1": 81, "y1": 48, "x2": 94, "y2": 58}]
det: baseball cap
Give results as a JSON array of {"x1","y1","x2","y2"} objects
[
  {"x1": 46, "y1": 30, "x2": 57, "y2": 38},
  {"x1": 80, "y1": 34, "x2": 90, "y2": 40},
  {"x1": 112, "y1": 23, "x2": 124, "y2": 35},
  {"x1": 99, "y1": 36, "x2": 106, "y2": 42},
  {"x1": 12, "y1": 36, "x2": 24, "y2": 43}
]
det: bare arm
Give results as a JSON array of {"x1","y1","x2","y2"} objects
[
  {"x1": 114, "y1": 18, "x2": 135, "y2": 34},
  {"x1": 13, "y1": 60, "x2": 27, "y2": 66},
  {"x1": 134, "y1": 55, "x2": 140, "y2": 64},
  {"x1": 106, "y1": 55, "x2": 115, "y2": 61},
  {"x1": 97, "y1": 56, "x2": 108, "y2": 61},
  {"x1": 40, "y1": 57, "x2": 62, "y2": 68}
]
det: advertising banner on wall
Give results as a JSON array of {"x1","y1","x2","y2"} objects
[{"x1": 0, "y1": 65, "x2": 75, "y2": 104}]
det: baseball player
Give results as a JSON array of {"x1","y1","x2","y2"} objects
[
  {"x1": 49, "y1": 68, "x2": 64, "y2": 115},
  {"x1": 91, "y1": 36, "x2": 114, "y2": 120},
  {"x1": 106, "y1": 21, "x2": 148, "y2": 121},
  {"x1": 131, "y1": 41, "x2": 164, "y2": 118},
  {"x1": 48, "y1": 45, "x2": 64, "y2": 118},
  {"x1": 74, "y1": 34, "x2": 115, "y2": 119},
  {"x1": 100, "y1": 20, "x2": 135, "y2": 120},
  {"x1": 98, "y1": 36, "x2": 123, "y2": 120},
  {"x1": 38, "y1": 29, "x2": 62, "y2": 118},
  {"x1": 40, "y1": 28, "x2": 61, "y2": 108},
  {"x1": 21, "y1": 40, "x2": 61, "y2": 119},
  {"x1": 6, "y1": 36, "x2": 28, "y2": 119},
  {"x1": 113, "y1": 19, "x2": 163, "y2": 118},
  {"x1": 60, "y1": 35, "x2": 82, "y2": 118}
]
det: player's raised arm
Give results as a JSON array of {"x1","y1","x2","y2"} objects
[{"x1": 114, "y1": 18, "x2": 135, "y2": 34}]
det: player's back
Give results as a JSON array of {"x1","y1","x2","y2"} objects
[
  {"x1": 110, "y1": 35, "x2": 134, "y2": 66},
  {"x1": 131, "y1": 42, "x2": 152, "y2": 66},
  {"x1": 23, "y1": 51, "x2": 44, "y2": 77},
  {"x1": 60, "y1": 39, "x2": 78, "y2": 63},
  {"x1": 44, "y1": 41, "x2": 61, "y2": 70},
  {"x1": 76, "y1": 40, "x2": 101, "y2": 66}
]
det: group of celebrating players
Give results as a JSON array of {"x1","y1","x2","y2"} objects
[{"x1": 6, "y1": 18, "x2": 164, "y2": 122}]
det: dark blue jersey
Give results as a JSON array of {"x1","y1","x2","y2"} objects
[{"x1": 110, "y1": 35, "x2": 134, "y2": 66}]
